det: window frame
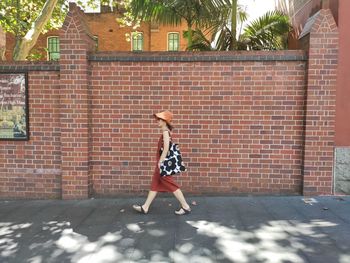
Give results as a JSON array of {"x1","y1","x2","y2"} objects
[
  {"x1": 93, "y1": 35, "x2": 98, "y2": 51},
  {"x1": 131, "y1": 32, "x2": 144, "y2": 51},
  {"x1": 167, "y1": 32, "x2": 180, "y2": 51},
  {"x1": 47, "y1": 36, "x2": 60, "y2": 61}
]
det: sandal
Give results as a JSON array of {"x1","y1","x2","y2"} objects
[
  {"x1": 175, "y1": 207, "x2": 191, "y2": 215},
  {"x1": 132, "y1": 204, "x2": 148, "y2": 214}
]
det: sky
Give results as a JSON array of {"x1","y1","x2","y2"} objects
[
  {"x1": 239, "y1": 0, "x2": 276, "y2": 26},
  {"x1": 237, "y1": 0, "x2": 277, "y2": 39}
]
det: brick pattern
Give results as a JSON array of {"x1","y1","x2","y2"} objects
[
  {"x1": 90, "y1": 56, "x2": 306, "y2": 195},
  {"x1": 58, "y1": 3, "x2": 95, "y2": 199},
  {"x1": 0, "y1": 5, "x2": 339, "y2": 199},
  {"x1": 0, "y1": 61, "x2": 59, "y2": 72},
  {"x1": 0, "y1": 71, "x2": 61, "y2": 199},
  {"x1": 302, "y1": 9, "x2": 338, "y2": 195}
]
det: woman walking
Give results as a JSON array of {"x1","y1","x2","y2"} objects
[{"x1": 132, "y1": 110, "x2": 191, "y2": 215}]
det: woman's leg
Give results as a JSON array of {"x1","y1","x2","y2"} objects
[
  {"x1": 173, "y1": 189, "x2": 191, "y2": 211},
  {"x1": 133, "y1": 190, "x2": 157, "y2": 214},
  {"x1": 143, "y1": 190, "x2": 157, "y2": 212}
]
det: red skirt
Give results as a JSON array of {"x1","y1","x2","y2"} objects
[
  {"x1": 151, "y1": 133, "x2": 180, "y2": 192},
  {"x1": 150, "y1": 165, "x2": 179, "y2": 192}
]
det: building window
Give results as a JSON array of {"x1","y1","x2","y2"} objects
[
  {"x1": 132, "y1": 32, "x2": 143, "y2": 51},
  {"x1": 47, "y1": 36, "x2": 60, "y2": 60},
  {"x1": 94, "y1": 35, "x2": 98, "y2": 51},
  {"x1": 168, "y1": 32, "x2": 179, "y2": 51}
]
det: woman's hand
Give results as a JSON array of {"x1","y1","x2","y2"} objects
[{"x1": 158, "y1": 160, "x2": 163, "y2": 169}]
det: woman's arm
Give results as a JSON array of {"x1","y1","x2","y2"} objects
[{"x1": 159, "y1": 131, "x2": 170, "y2": 168}]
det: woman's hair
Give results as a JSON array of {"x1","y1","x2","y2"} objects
[
  {"x1": 157, "y1": 117, "x2": 174, "y2": 131},
  {"x1": 166, "y1": 122, "x2": 174, "y2": 131}
]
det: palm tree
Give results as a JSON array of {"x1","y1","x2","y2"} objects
[
  {"x1": 183, "y1": 29, "x2": 213, "y2": 51},
  {"x1": 188, "y1": 10, "x2": 290, "y2": 51},
  {"x1": 126, "y1": 1, "x2": 290, "y2": 51},
  {"x1": 128, "y1": 0, "x2": 229, "y2": 49},
  {"x1": 211, "y1": 1, "x2": 248, "y2": 51},
  {"x1": 230, "y1": 0, "x2": 238, "y2": 49},
  {"x1": 185, "y1": 1, "x2": 247, "y2": 51},
  {"x1": 239, "y1": 11, "x2": 291, "y2": 50}
]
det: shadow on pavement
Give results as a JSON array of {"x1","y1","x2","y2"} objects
[{"x1": 0, "y1": 196, "x2": 350, "y2": 263}]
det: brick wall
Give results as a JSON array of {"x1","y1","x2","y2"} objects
[
  {"x1": 89, "y1": 52, "x2": 307, "y2": 196},
  {"x1": 84, "y1": 12, "x2": 145, "y2": 51},
  {"x1": 0, "y1": 64, "x2": 61, "y2": 199},
  {"x1": 302, "y1": 9, "x2": 338, "y2": 195},
  {"x1": 149, "y1": 23, "x2": 188, "y2": 51},
  {"x1": 59, "y1": 3, "x2": 96, "y2": 199},
  {"x1": 0, "y1": 5, "x2": 338, "y2": 199}
]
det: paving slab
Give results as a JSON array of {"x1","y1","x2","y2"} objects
[{"x1": 0, "y1": 196, "x2": 349, "y2": 263}]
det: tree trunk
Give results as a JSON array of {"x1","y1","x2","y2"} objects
[
  {"x1": 187, "y1": 25, "x2": 193, "y2": 50},
  {"x1": 0, "y1": 48, "x2": 5, "y2": 61},
  {"x1": 0, "y1": 26, "x2": 6, "y2": 60},
  {"x1": 13, "y1": 0, "x2": 59, "y2": 61},
  {"x1": 230, "y1": 0, "x2": 237, "y2": 50}
]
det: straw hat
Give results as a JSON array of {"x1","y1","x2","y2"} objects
[{"x1": 154, "y1": 110, "x2": 173, "y2": 124}]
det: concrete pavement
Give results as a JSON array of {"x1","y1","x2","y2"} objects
[{"x1": 0, "y1": 195, "x2": 350, "y2": 263}]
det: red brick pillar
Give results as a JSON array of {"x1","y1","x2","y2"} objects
[
  {"x1": 303, "y1": 9, "x2": 338, "y2": 195},
  {"x1": 59, "y1": 3, "x2": 95, "y2": 199}
]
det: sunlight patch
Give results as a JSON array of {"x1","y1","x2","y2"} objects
[
  {"x1": 147, "y1": 229, "x2": 166, "y2": 237},
  {"x1": 27, "y1": 255, "x2": 42, "y2": 263},
  {"x1": 187, "y1": 220, "x2": 308, "y2": 263},
  {"x1": 340, "y1": 254, "x2": 350, "y2": 263},
  {"x1": 78, "y1": 245, "x2": 123, "y2": 263},
  {"x1": 177, "y1": 242, "x2": 194, "y2": 254},
  {"x1": 56, "y1": 229, "x2": 88, "y2": 253},
  {"x1": 0, "y1": 222, "x2": 32, "y2": 257},
  {"x1": 101, "y1": 232, "x2": 122, "y2": 242},
  {"x1": 126, "y1": 223, "x2": 143, "y2": 233}
]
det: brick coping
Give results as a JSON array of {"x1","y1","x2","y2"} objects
[
  {"x1": 0, "y1": 62, "x2": 59, "y2": 72},
  {"x1": 0, "y1": 51, "x2": 307, "y2": 71},
  {"x1": 89, "y1": 50, "x2": 307, "y2": 62}
]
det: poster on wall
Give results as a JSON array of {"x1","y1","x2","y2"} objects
[{"x1": 0, "y1": 73, "x2": 29, "y2": 140}]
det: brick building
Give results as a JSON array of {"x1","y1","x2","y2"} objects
[
  {"x1": 4, "y1": 5, "x2": 188, "y2": 61},
  {"x1": 276, "y1": 0, "x2": 339, "y2": 49},
  {"x1": 0, "y1": 2, "x2": 348, "y2": 199},
  {"x1": 276, "y1": 0, "x2": 350, "y2": 195}
]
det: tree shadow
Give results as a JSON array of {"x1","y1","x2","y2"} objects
[{"x1": 0, "y1": 196, "x2": 349, "y2": 263}]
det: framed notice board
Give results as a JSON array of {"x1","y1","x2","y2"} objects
[{"x1": 0, "y1": 73, "x2": 29, "y2": 140}]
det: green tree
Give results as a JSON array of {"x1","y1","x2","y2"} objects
[
  {"x1": 230, "y1": 0, "x2": 238, "y2": 49},
  {"x1": 239, "y1": 11, "x2": 290, "y2": 50},
  {"x1": 126, "y1": 0, "x2": 229, "y2": 49},
  {"x1": 189, "y1": 10, "x2": 290, "y2": 51},
  {"x1": 0, "y1": 0, "x2": 101, "y2": 61},
  {"x1": 184, "y1": 1, "x2": 247, "y2": 51},
  {"x1": 125, "y1": 0, "x2": 290, "y2": 51},
  {"x1": 0, "y1": 0, "x2": 67, "y2": 60},
  {"x1": 208, "y1": 0, "x2": 247, "y2": 51}
]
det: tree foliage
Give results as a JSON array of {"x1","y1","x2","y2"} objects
[
  {"x1": 0, "y1": 0, "x2": 104, "y2": 60},
  {"x1": 125, "y1": 0, "x2": 230, "y2": 49},
  {"x1": 124, "y1": 0, "x2": 290, "y2": 51},
  {"x1": 240, "y1": 11, "x2": 290, "y2": 50},
  {"x1": 0, "y1": 0, "x2": 291, "y2": 60},
  {"x1": 187, "y1": 11, "x2": 290, "y2": 51},
  {"x1": 0, "y1": 0, "x2": 68, "y2": 60},
  {"x1": 0, "y1": 0, "x2": 67, "y2": 37}
]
